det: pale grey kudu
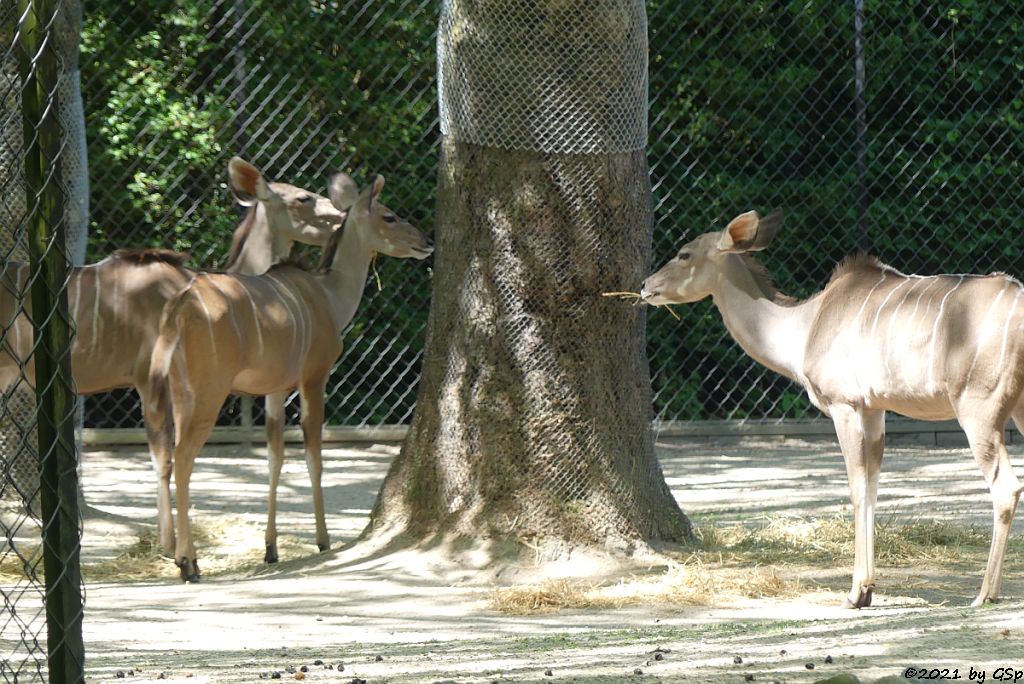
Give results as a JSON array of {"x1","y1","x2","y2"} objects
[{"x1": 640, "y1": 210, "x2": 1023, "y2": 608}]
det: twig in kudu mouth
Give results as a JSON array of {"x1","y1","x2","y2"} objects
[{"x1": 601, "y1": 291, "x2": 681, "y2": 320}]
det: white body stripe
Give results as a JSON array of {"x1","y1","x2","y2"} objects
[
  {"x1": 884, "y1": 277, "x2": 921, "y2": 378},
  {"x1": 238, "y1": 284, "x2": 265, "y2": 352},
  {"x1": 997, "y1": 288, "x2": 1021, "y2": 372},
  {"x1": 964, "y1": 283, "x2": 1010, "y2": 386},
  {"x1": 209, "y1": 280, "x2": 243, "y2": 348},
  {"x1": 853, "y1": 271, "x2": 888, "y2": 327},
  {"x1": 193, "y1": 288, "x2": 218, "y2": 363},
  {"x1": 90, "y1": 267, "x2": 102, "y2": 352},
  {"x1": 927, "y1": 276, "x2": 964, "y2": 387}
]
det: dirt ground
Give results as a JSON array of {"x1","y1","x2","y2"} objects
[{"x1": 25, "y1": 434, "x2": 1024, "y2": 682}]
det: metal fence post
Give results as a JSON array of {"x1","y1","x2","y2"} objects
[
  {"x1": 16, "y1": 0, "x2": 85, "y2": 679},
  {"x1": 854, "y1": 0, "x2": 869, "y2": 252}
]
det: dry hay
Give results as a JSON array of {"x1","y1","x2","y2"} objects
[
  {"x1": 2, "y1": 515, "x2": 320, "y2": 583},
  {"x1": 489, "y1": 513, "x2": 1013, "y2": 615},
  {"x1": 490, "y1": 561, "x2": 796, "y2": 615},
  {"x1": 696, "y1": 513, "x2": 1002, "y2": 566}
]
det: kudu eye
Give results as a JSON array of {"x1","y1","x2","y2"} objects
[
  {"x1": 298, "y1": 195, "x2": 314, "y2": 204},
  {"x1": 382, "y1": 214, "x2": 397, "y2": 223},
  {"x1": 678, "y1": 252, "x2": 692, "y2": 261}
]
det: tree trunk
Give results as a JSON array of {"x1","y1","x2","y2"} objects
[{"x1": 367, "y1": 136, "x2": 693, "y2": 565}]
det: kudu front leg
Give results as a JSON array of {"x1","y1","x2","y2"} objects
[
  {"x1": 831, "y1": 405, "x2": 885, "y2": 609},
  {"x1": 965, "y1": 412, "x2": 1023, "y2": 606},
  {"x1": 263, "y1": 391, "x2": 288, "y2": 564},
  {"x1": 299, "y1": 379, "x2": 330, "y2": 553}
]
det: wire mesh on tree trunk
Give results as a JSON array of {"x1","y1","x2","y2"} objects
[
  {"x1": 1, "y1": 0, "x2": 86, "y2": 680},
  {"x1": 369, "y1": 0, "x2": 691, "y2": 556}
]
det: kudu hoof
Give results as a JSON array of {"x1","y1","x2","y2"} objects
[
  {"x1": 842, "y1": 586, "x2": 873, "y2": 609},
  {"x1": 317, "y1": 543, "x2": 329, "y2": 553},
  {"x1": 970, "y1": 595, "x2": 997, "y2": 608},
  {"x1": 264, "y1": 544, "x2": 279, "y2": 564},
  {"x1": 176, "y1": 556, "x2": 201, "y2": 583}
]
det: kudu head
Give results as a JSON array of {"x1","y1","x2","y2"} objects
[
  {"x1": 325, "y1": 173, "x2": 434, "y2": 260},
  {"x1": 640, "y1": 209, "x2": 782, "y2": 305},
  {"x1": 227, "y1": 157, "x2": 343, "y2": 270}
]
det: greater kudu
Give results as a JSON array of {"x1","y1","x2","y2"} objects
[
  {"x1": 0, "y1": 157, "x2": 340, "y2": 560},
  {"x1": 640, "y1": 210, "x2": 1023, "y2": 608},
  {"x1": 147, "y1": 173, "x2": 433, "y2": 581}
]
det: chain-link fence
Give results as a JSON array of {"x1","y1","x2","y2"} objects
[
  {"x1": 2, "y1": 0, "x2": 86, "y2": 680},
  {"x1": 69, "y1": 1, "x2": 1024, "y2": 431}
]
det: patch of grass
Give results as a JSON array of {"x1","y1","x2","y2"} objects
[
  {"x1": 490, "y1": 560, "x2": 799, "y2": 615},
  {"x1": 693, "y1": 513, "x2": 1006, "y2": 567},
  {"x1": 3, "y1": 516, "x2": 322, "y2": 583},
  {"x1": 489, "y1": 513, "x2": 1020, "y2": 615}
]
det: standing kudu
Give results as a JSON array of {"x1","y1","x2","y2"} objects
[
  {"x1": 641, "y1": 210, "x2": 1024, "y2": 608},
  {"x1": 0, "y1": 157, "x2": 341, "y2": 559},
  {"x1": 147, "y1": 172, "x2": 433, "y2": 581}
]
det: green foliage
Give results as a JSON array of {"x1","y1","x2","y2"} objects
[
  {"x1": 646, "y1": 0, "x2": 1024, "y2": 420},
  {"x1": 80, "y1": 0, "x2": 437, "y2": 425},
  {"x1": 79, "y1": 1, "x2": 1024, "y2": 424}
]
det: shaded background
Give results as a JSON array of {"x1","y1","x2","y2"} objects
[{"x1": 77, "y1": 0, "x2": 1024, "y2": 428}]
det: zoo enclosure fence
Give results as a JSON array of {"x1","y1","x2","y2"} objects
[
  {"x1": 2, "y1": 0, "x2": 86, "y2": 681},
  {"x1": 74, "y1": 0, "x2": 1024, "y2": 434}
]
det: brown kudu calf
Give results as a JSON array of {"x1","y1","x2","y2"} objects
[
  {"x1": 641, "y1": 210, "x2": 1023, "y2": 608},
  {"x1": 148, "y1": 172, "x2": 433, "y2": 581},
  {"x1": 0, "y1": 157, "x2": 341, "y2": 560}
]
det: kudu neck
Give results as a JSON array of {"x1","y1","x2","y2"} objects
[
  {"x1": 315, "y1": 222, "x2": 377, "y2": 332},
  {"x1": 710, "y1": 254, "x2": 819, "y2": 382},
  {"x1": 226, "y1": 203, "x2": 292, "y2": 276}
]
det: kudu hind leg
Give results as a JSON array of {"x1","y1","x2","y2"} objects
[
  {"x1": 965, "y1": 412, "x2": 1024, "y2": 606},
  {"x1": 170, "y1": 386, "x2": 228, "y2": 583},
  {"x1": 832, "y1": 406, "x2": 885, "y2": 609},
  {"x1": 141, "y1": 382, "x2": 176, "y2": 556},
  {"x1": 299, "y1": 379, "x2": 330, "y2": 553},
  {"x1": 263, "y1": 391, "x2": 288, "y2": 564}
]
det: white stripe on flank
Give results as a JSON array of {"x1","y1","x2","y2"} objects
[
  {"x1": 90, "y1": 268, "x2": 102, "y2": 352},
  {"x1": 238, "y1": 283, "x2": 264, "y2": 353},
  {"x1": 70, "y1": 273, "x2": 83, "y2": 344},
  {"x1": 870, "y1": 278, "x2": 910, "y2": 339},
  {"x1": 267, "y1": 278, "x2": 302, "y2": 354},
  {"x1": 853, "y1": 271, "x2": 889, "y2": 327},
  {"x1": 884, "y1": 277, "x2": 922, "y2": 378},
  {"x1": 997, "y1": 288, "x2": 1022, "y2": 372},
  {"x1": 12, "y1": 309, "x2": 22, "y2": 356},
  {"x1": 193, "y1": 285, "x2": 219, "y2": 363},
  {"x1": 209, "y1": 279, "x2": 243, "y2": 348},
  {"x1": 270, "y1": 275, "x2": 309, "y2": 354},
  {"x1": 927, "y1": 276, "x2": 964, "y2": 387},
  {"x1": 906, "y1": 276, "x2": 941, "y2": 331},
  {"x1": 963, "y1": 283, "x2": 1009, "y2": 386}
]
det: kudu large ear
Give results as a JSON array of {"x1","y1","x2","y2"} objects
[
  {"x1": 363, "y1": 174, "x2": 385, "y2": 213},
  {"x1": 716, "y1": 209, "x2": 782, "y2": 253},
  {"x1": 328, "y1": 173, "x2": 359, "y2": 212},
  {"x1": 228, "y1": 157, "x2": 271, "y2": 207}
]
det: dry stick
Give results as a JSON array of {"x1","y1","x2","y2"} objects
[
  {"x1": 370, "y1": 253, "x2": 383, "y2": 291},
  {"x1": 601, "y1": 291, "x2": 681, "y2": 320}
]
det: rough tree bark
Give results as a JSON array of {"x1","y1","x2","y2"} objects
[
  {"x1": 366, "y1": 0, "x2": 693, "y2": 569},
  {"x1": 368, "y1": 139, "x2": 693, "y2": 563}
]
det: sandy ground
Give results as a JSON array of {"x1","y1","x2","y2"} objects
[{"x1": 8, "y1": 434, "x2": 1024, "y2": 682}]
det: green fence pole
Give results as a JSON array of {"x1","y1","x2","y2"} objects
[{"x1": 17, "y1": 0, "x2": 85, "y2": 681}]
